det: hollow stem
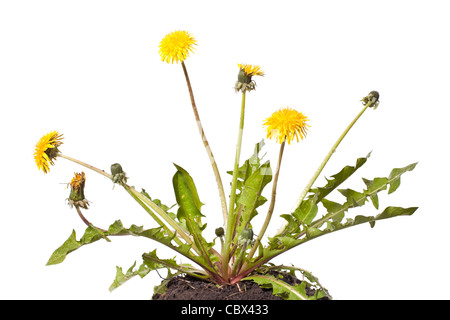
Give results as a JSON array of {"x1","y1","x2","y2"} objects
[
  {"x1": 123, "y1": 185, "x2": 184, "y2": 247},
  {"x1": 222, "y1": 91, "x2": 247, "y2": 280},
  {"x1": 75, "y1": 205, "x2": 107, "y2": 232},
  {"x1": 245, "y1": 140, "x2": 285, "y2": 264},
  {"x1": 181, "y1": 61, "x2": 228, "y2": 224},
  {"x1": 74, "y1": 205, "x2": 127, "y2": 238},
  {"x1": 231, "y1": 244, "x2": 247, "y2": 277},
  {"x1": 58, "y1": 154, "x2": 112, "y2": 179}
]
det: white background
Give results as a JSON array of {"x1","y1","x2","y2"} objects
[{"x1": 1, "y1": 0, "x2": 449, "y2": 300}]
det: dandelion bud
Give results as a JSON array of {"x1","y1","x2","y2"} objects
[
  {"x1": 239, "y1": 228, "x2": 255, "y2": 247},
  {"x1": 240, "y1": 228, "x2": 254, "y2": 241},
  {"x1": 361, "y1": 91, "x2": 380, "y2": 109},
  {"x1": 111, "y1": 163, "x2": 128, "y2": 186},
  {"x1": 215, "y1": 227, "x2": 224, "y2": 237},
  {"x1": 111, "y1": 163, "x2": 124, "y2": 175}
]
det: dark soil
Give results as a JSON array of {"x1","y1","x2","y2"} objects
[{"x1": 152, "y1": 272, "x2": 327, "y2": 300}]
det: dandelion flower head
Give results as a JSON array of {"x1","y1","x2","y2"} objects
[
  {"x1": 235, "y1": 63, "x2": 264, "y2": 92},
  {"x1": 159, "y1": 30, "x2": 197, "y2": 64},
  {"x1": 237, "y1": 64, "x2": 265, "y2": 78},
  {"x1": 34, "y1": 131, "x2": 64, "y2": 173},
  {"x1": 69, "y1": 172, "x2": 86, "y2": 192},
  {"x1": 263, "y1": 108, "x2": 310, "y2": 144}
]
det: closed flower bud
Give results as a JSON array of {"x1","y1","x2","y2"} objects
[
  {"x1": 111, "y1": 163, "x2": 124, "y2": 175},
  {"x1": 239, "y1": 228, "x2": 255, "y2": 246},
  {"x1": 240, "y1": 228, "x2": 254, "y2": 241},
  {"x1": 361, "y1": 91, "x2": 380, "y2": 109},
  {"x1": 215, "y1": 227, "x2": 224, "y2": 237},
  {"x1": 111, "y1": 163, "x2": 128, "y2": 186}
]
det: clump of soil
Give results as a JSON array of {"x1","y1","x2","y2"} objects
[{"x1": 152, "y1": 272, "x2": 327, "y2": 300}]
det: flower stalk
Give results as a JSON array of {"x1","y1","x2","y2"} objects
[
  {"x1": 276, "y1": 91, "x2": 379, "y2": 236},
  {"x1": 222, "y1": 90, "x2": 247, "y2": 279},
  {"x1": 244, "y1": 140, "x2": 286, "y2": 266},
  {"x1": 181, "y1": 61, "x2": 229, "y2": 225}
]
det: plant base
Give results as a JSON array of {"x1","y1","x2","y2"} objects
[{"x1": 152, "y1": 272, "x2": 329, "y2": 300}]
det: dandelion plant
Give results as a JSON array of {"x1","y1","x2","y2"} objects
[{"x1": 35, "y1": 30, "x2": 418, "y2": 300}]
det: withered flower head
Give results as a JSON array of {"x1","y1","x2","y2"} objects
[
  {"x1": 235, "y1": 64, "x2": 264, "y2": 93},
  {"x1": 67, "y1": 172, "x2": 89, "y2": 209}
]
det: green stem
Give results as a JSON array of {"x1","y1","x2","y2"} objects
[
  {"x1": 231, "y1": 244, "x2": 247, "y2": 277},
  {"x1": 244, "y1": 140, "x2": 285, "y2": 265},
  {"x1": 222, "y1": 91, "x2": 247, "y2": 280},
  {"x1": 122, "y1": 185, "x2": 199, "y2": 252},
  {"x1": 58, "y1": 154, "x2": 112, "y2": 179},
  {"x1": 74, "y1": 205, "x2": 107, "y2": 233},
  {"x1": 181, "y1": 61, "x2": 228, "y2": 224},
  {"x1": 122, "y1": 185, "x2": 184, "y2": 247},
  {"x1": 275, "y1": 101, "x2": 372, "y2": 236}
]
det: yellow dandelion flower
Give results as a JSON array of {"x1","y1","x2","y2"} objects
[
  {"x1": 34, "y1": 131, "x2": 64, "y2": 173},
  {"x1": 263, "y1": 108, "x2": 310, "y2": 144},
  {"x1": 235, "y1": 63, "x2": 264, "y2": 92},
  {"x1": 159, "y1": 30, "x2": 197, "y2": 64},
  {"x1": 237, "y1": 64, "x2": 265, "y2": 77}
]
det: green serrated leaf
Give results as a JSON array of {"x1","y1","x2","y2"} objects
[
  {"x1": 321, "y1": 199, "x2": 345, "y2": 222},
  {"x1": 310, "y1": 152, "x2": 371, "y2": 201},
  {"x1": 313, "y1": 206, "x2": 417, "y2": 240},
  {"x1": 141, "y1": 249, "x2": 208, "y2": 279},
  {"x1": 46, "y1": 220, "x2": 198, "y2": 269},
  {"x1": 339, "y1": 188, "x2": 367, "y2": 207},
  {"x1": 227, "y1": 140, "x2": 267, "y2": 193},
  {"x1": 244, "y1": 274, "x2": 312, "y2": 300},
  {"x1": 375, "y1": 206, "x2": 418, "y2": 220},
  {"x1": 237, "y1": 161, "x2": 272, "y2": 226},
  {"x1": 388, "y1": 162, "x2": 418, "y2": 194},
  {"x1": 109, "y1": 261, "x2": 151, "y2": 292},
  {"x1": 363, "y1": 177, "x2": 388, "y2": 209},
  {"x1": 259, "y1": 265, "x2": 332, "y2": 299},
  {"x1": 293, "y1": 194, "x2": 318, "y2": 226},
  {"x1": 46, "y1": 230, "x2": 81, "y2": 265}
]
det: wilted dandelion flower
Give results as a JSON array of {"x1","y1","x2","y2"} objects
[
  {"x1": 238, "y1": 64, "x2": 264, "y2": 78},
  {"x1": 263, "y1": 108, "x2": 310, "y2": 144},
  {"x1": 235, "y1": 63, "x2": 264, "y2": 92},
  {"x1": 67, "y1": 172, "x2": 89, "y2": 209},
  {"x1": 34, "y1": 131, "x2": 64, "y2": 173},
  {"x1": 159, "y1": 30, "x2": 197, "y2": 64}
]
